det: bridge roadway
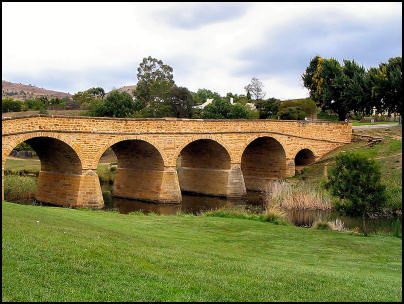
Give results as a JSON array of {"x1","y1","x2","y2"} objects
[{"x1": 2, "y1": 115, "x2": 352, "y2": 208}]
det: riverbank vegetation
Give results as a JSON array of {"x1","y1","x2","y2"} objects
[{"x1": 2, "y1": 202, "x2": 402, "y2": 302}]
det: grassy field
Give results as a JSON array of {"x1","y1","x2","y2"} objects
[
  {"x1": 351, "y1": 121, "x2": 398, "y2": 126},
  {"x1": 4, "y1": 157, "x2": 40, "y2": 174},
  {"x1": 2, "y1": 109, "x2": 84, "y2": 118},
  {"x1": 2, "y1": 202, "x2": 402, "y2": 302}
]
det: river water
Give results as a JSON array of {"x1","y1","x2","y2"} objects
[{"x1": 101, "y1": 185, "x2": 402, "y2": 235}]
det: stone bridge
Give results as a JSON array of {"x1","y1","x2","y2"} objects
[{"x1": 2, "y1": 115, "x2": 352, "y2": 208}]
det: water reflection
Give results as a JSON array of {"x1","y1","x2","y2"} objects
[{"x1": 102, "y1": 186, "x2": 401, "y2": 235}]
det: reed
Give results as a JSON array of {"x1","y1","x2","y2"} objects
[
  {"x1": 3, "y1": 175, "x2": 37, "y2": 202},
  {"x1": 263, "y1": 180, "x2": 332, "y2": 210}
]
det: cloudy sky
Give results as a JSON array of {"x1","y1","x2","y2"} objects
[{"x1": 2, "y1": 2, "x2": 402, "y2": 99}]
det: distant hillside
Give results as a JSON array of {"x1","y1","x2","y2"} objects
[
  {"x1": 114, "y1": 85, "x2": 136, "y2": 96},
  {"x1": 2, "y1": 80, "x2": 72, "y2": 100}
]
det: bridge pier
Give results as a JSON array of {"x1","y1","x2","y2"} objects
[
  {"x1": 226, "y1": 164, "x2": 247, "y2": 198},
  {"x1": 178, "y1": 163, "x2": 246, "y2": 198},
  {"x1": 36, "y1": 169, "x2": 104, "y2": 208},
  {"x1": 112, "y1": 166, "x2": 182, "y2": 204},
  {"x1": 286, "y1": 158, "x2": 296, "y2": 177}
]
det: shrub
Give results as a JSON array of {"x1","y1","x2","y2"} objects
[
  {"x1": 324, "y1": 152, "x2": 387, "y2": 236},
  {"x1": 2, "y1": 98, "x2": 23, "y2": 112}
]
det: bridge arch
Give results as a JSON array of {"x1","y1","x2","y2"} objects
[
  {"x1": 2, "y1": 133, "x2": 81, "y2": 171},
  {"x1": 294, "y1": 148, "x2": 316, "y2": 166},
  {"x1": 2, "y1": 134, "x2": 86, "y2": 206},
  {"x1": 241, "y1": 136, "x2": 287, "y2": 191},
  {"x1": 176, "y1": 139, "x2": 234, "y2": 197},
  {"x1": 98, "y1": 139, "x2": 169, "y2": 203}
]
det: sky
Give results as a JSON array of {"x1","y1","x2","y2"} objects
[{"x1": 2, "y1": 2, "x2": 402, "y2": 99}]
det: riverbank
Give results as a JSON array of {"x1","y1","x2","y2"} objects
[{"x1": 2, "y1": 202, "x2": 402, "y2": 302}]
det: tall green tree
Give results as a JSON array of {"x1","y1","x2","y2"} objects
[
  {"x1": 302, "y1": 57, "x2": 369, "y2": 120},
  {"x1": 134, "y1": 56, "x2": 175, "y2": 112},
  {"x1": 86, "y1": 87, "x2": 105, "y2": 98},
  {"x1": 167, "y1": 86, "x2": 194, "y2": 118},
  {"x1": 368, "y1": 57, "x2": 402, "y2": 115},
  {"x1": 255, "y1": 98, "x2": 281, "y2": 119},
  {"x1": 201, "y1": 99, "x2": 253, "y2": 119},
  {"x1": 192, "y1": 89, "x2": 222, "y2": 105},
  {"x1": 73, "y1": 90, "x2": 97, "y2": 110},
  {"x1": 89, "y1": 90, "x2": 134, "y2": 118}
]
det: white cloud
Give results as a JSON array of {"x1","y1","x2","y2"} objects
[{"x1": 2, "y1": 2, "x2": 401, "y2": 99}]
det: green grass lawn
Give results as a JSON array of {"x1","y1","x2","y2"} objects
[
  {"x1": 2, "y1": 202, "x2": 402, "y2": 302},
  {"x1": 351, "y1": 121, "x2": 398, "y2": 126},
  {"x1": 5, "y1": 157, "x2": 40, "y2": 174}
]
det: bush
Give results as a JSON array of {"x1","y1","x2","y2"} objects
[
  {"x1": 324, "y1": 152, "x2": 387, "y2": 235},
  {"x1": 2, "y1": 98, "x2": 23, "y2": 112}
]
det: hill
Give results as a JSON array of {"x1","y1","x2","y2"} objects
[
  {"x1": 114, "y1": 84, "x2": 136, "y2": 96},
  {"x1": 2, "y1": 80, "x2": 72, "y2": 100}
]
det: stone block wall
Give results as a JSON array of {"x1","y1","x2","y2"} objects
[{"x1": 2, "y1": 116, "x2": 352, "y2": 207}]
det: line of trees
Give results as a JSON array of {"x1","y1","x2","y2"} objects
[
  {"x1": 302, "y1": 56, "x2": 402, "y2": 121},
  {"x1": 2, "y1": 96, "x2": 71, "y2": 113},
  {"x1": 4, "y1": 55, "x2": 400, "y2": 121}
]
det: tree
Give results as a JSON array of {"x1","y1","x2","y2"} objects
[
  {"x1": 202, "y1": 99, "x2": 232, "y2": 119},
  {"x1": 368, "y1": 57, "x2": 402, "y2": 115},
  {"x1": 134, "y1": 56, "x2": 175, "y2": 110},
  {"x1": 278, "y1": 98, "x2": 317, "y2": 120},
  {"x1": 89, "y1": 90, "x2": 134, "y2": 118},
  {"x1": 2, "y1": 98, "x2": 23, "y2": 112},
  {"x1": 324, "y1": 152, "x2": 387, "y2": 236},
  {"x1": 192, "y1": 89, "x2": 222, "y2": 105},
  {"x1": 302, "y1": 56, "x2": 369, "y2": 121},
  {"x1": 73, "y1": 91, "x2": 97, "y2": 110},
  {"x1": 86, "y1": 87, "x2": 105, "y2": 98},
  {"x1": 255, "y1": 98, "x2": 281, "y2": 119},
  {"x1": 244, "y1": 77, "x2": 266, "y2": 101},
  {"x1": 167, "y1": 86, "x2": 194, "y2": 118},
  {"x1": 201, "y1": 99, "x2": 253, "y2": 119}
]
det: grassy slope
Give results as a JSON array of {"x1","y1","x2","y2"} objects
[
  {"x1": 296, "y1": 126, "x2": 402, "y2": 209},
  {"x1": 2, "y1": 202, "x2": 402, "y2": 302}
]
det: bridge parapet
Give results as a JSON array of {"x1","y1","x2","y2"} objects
[{"x1": 2, "y1": 115, "x2": 352, "y2": 143}]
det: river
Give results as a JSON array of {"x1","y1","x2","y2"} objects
[{"x1": 101, "y1": 184, "x2": 402, "y2": 235}]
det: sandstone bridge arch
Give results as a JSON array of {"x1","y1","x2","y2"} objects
[{"x1": 2, "y1": 116, "x2": 352, "y2": 208}]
